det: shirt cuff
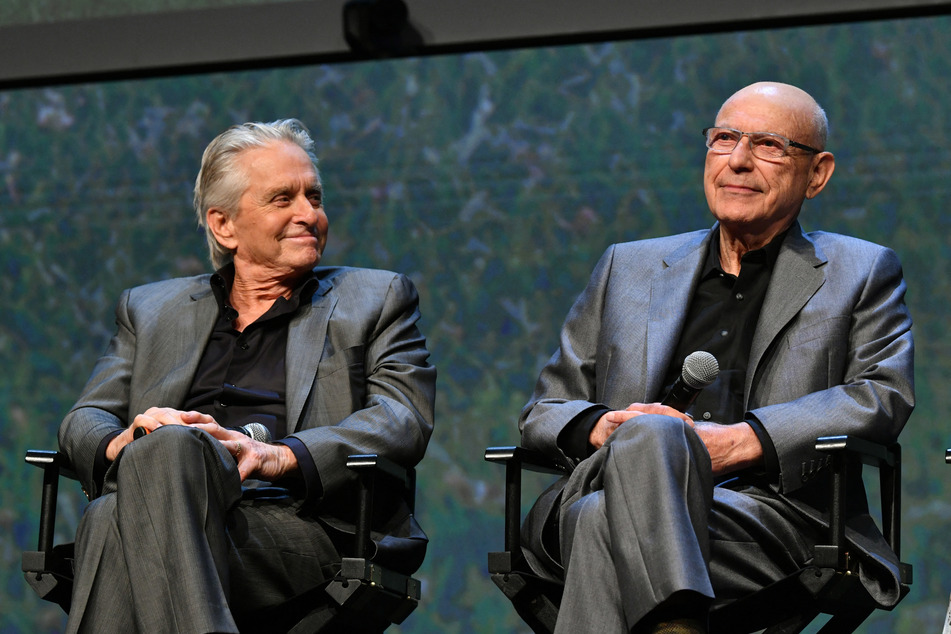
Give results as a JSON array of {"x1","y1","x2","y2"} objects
[
  {"x1": 93, "y1": 429, "x2": 123, "y2": 492},
  {"x1": 745, "y1": 415, "x2": 779, "y2": 477},
  {"x1": 557, "y1": 405, "x2": 610, "y2": 461},
  {"x1": 275, "y1": 437, "x2": 323, "y2": 501}
]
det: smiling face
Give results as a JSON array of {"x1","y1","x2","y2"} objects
[
  {"x1": 208, "y1": 140, "x2": 328, "y2": 285},
  {"x1": 703, "y1": 83, "x2": 835, "y2": 244}
]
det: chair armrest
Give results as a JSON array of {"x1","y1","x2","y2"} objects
[
  {"x1": 24, "y1": 449, "x2": 417, "y2": 562},
  {"x1": 484, "y1": 446, "x2": 567, "y2": 572},
  {"x1": 24, "y1": 450, "x2": 74, "y2": 555},
  {"x1": 815, "y1": 435, "x2": 896, "y2": 467},
  {"x1": 814, "y1": 436, "x2": 903, "y2": 577},
  {"x1": 485, "y1": 446, "x2": 565, "y2": 475},
  {"x1": 346, "y1": 454, "x2": 416, "y2": 560}
]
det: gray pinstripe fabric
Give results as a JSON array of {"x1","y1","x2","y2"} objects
[
  {"x1": 519, "y1": 223, "x2": 914, "y2": 630},
  {"x1": 60, "y1": 266, "x2": 436, "y2": 632},
  {"x1": 68, "y1": 426, "x2": 342, "y2": 633},
  {"x1": 552, "y1": 418, "x2": 815, "y2": 632}
]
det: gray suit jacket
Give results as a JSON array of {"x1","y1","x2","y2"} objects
[
  {"x1": 520, "y1": 222, "x2": 914, "y2": 602},
  {"x1": 59, "y1": 265, "x2": 436, "y2": 570}
]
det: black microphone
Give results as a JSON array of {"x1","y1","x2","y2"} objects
[
  {"x1": 133, "y1": 422, "x2": 272, "y2": 442},
  {"x1": 661, "y1": 351, "x2": 719, "y2": 413}
]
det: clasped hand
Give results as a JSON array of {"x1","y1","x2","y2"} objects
[
  {"x1": 589, "y1": 403, "x2": 763, "y2": 476},
  {"x1": 107, "y1": 406, "x2": 298, "y2": 481}
]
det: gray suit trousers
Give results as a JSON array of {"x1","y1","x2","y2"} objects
[
  {"x1": 66, "y1": 425, "x2": 339, "y2": 634},
  {"x1": 552, "y1": 416, "x2": 818, "y2": 633}
]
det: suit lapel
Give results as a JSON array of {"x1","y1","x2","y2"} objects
[
  {"x1": 286, "y1": 276, "x2": 336, "y2": 432},
  {"x1": 745, "y1": 223, "x2": 826, "y2": 403},
  {"x1": 132, "y1": 286, "x2": 218, "y2": 413},
  {"x1": 178, "y1": 288, "x2": 219, "y2": 387},
  {"x1": 644, "y1": 230, "x2": 713, "y2": 400}
]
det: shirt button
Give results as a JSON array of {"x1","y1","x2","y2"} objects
[
  {"x1": 702, "y1": 412, "x2": 712, "y2": 420},
  {"x1": 720, "y1": 330, "x2": 729, "y2": 337},
  {"x1": 735, "y1": 293, "x2": 744, "y2": 301}
]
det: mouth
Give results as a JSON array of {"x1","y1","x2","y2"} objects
[
  {"x1": 720, "y1": 183, "x2": 760, "y2": 195},
  {"x1": 284, "y1": 232, "x2": 319, "y2": 243}
]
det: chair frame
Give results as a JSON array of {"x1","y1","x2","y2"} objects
[
  {"x1": 21, "y1": 449, "x2": 421, "y2": 633},
  {"x1": 485, "y1": 435, "x2": 912, "y2": 634}
]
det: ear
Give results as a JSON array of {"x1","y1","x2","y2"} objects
[
  {"x1": 206, "y1": 208, "x2": 238, "y2": 251},
  {"x1": 805, "y1": 151, "x2": 835, "y2": 199}
]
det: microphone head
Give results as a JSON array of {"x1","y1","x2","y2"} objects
[
  {"x1": 681, "y1": 351, "x2": 719, "y2": 389},
  {"x1": 242, "y1": 422, "x2": 272, "y2": 443}
]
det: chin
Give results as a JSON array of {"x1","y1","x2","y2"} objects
[
  {"x1": 713, "y1": 208, "x2": 767, "y2": 226},
  {"x1": 296, "y1": 255, "x2": 319, "y2": 271},
  {"x1": 288, "y1": 244, "x2": 320, "y2": 266}
]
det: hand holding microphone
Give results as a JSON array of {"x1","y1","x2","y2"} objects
[
  {"x1": 226, "y1": 422, "x2": 272, "y2": 464},
  {"x1": 133, "y1": 421, "x2": 272, "y2": 443},
  {"x1": 592, "y1": 352, "x2": 719, "y2": 449},
  {"x1": 231, "y1": 422, "x2": 272, "y2": 443}
]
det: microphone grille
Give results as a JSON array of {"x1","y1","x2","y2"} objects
[
  {"x1": 681, "y1": 351, "x2": 719, "y2": 389},
  {"x1": 243, "y1": 422, "x2": 273, "y2": 443}
]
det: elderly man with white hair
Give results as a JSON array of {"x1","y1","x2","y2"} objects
[{"x1": 59, "y1": 119, "x2": 436, "y2": 633}]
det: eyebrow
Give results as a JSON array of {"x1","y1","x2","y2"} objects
[{"x1": 263, "y1": 182, "x2": 322, "y2": 200}]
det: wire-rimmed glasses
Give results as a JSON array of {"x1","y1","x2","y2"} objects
[{"x1": 702, "y1": 127, "x2": 822, "y2": 160}]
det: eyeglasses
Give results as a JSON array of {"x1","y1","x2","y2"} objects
[{"x1": 702, "y1": 127, "x2": 822, "y2": 160}]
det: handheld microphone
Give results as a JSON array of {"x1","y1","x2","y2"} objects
[
  {"x1": 132, "y1": 422, "x2": 272, "y2": 443},
  {"x1": 229, "y1": 422, "x2": 272, "y2": 443},
  {"x1": 661, "y1": 351, "x2": 719, "y2": 413}
]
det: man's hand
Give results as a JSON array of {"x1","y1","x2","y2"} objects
[
  {"x1": 588, "y1": 402, "x2": 693, "y2": 449},
  {"x1": 186, "y1": 421, "x2": 300, "y2": 482},
  {"x1": 106, "y1": 407, "x2": 216, "y2": 461},
  {"x1": 587, "y1": 404, "x2": 764, "y2": 476},
  {"x1": 692, "y1": 421, "x2": 763, "y2": 476},
  {"x1": 108, "y1": 407, "x2": 300, "y2": 481}
]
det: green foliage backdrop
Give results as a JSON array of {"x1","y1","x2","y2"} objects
[{"x1": 3, "y1": 16, "x2": 951, "y2": 633}]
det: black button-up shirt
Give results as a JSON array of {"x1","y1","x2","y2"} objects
[
  {"x1": 661, "y1": 228, "x2": 784, "y2": 425},
  {"x1": 95, "y1": 265, "x2": 323, "y2": 497},
  {"x1": 559, "y1": 228, "x2": 785, "y2": 475},
  {"x1": 183, "y1": 264, "x2": 318, "y2": 441}
]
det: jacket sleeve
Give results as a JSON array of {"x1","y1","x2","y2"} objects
[
  {"x1": 750, "y1": 245, "x2": 914, "y2": 495},
  {"x1": 519, "y1": 246, "x2": 617, "y2": 471},
  {"x1": 285, "y1": 271, "x2": 436, "y2": 502},
  {"x1": 58, "y1": 288, "x2": 136, "y2": 499}
]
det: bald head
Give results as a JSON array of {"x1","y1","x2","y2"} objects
[
  {"x1": 717, "y1": 82, "x2": 829, "y2": 150},
  {"x1": 703, "y1": 81, "x2": 836, "y2": 256}
]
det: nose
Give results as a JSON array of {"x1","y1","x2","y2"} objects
[
  {"x1": 727, "y1": 133, "x2": 755, "y2": 169},
  {"x1": 293, "y1": 194, "x2": 320, "y2": 222}
]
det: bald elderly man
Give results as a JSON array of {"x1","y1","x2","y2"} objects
[{"x1": 518, "y1": 82, "x2": 914, "y2": 633}]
